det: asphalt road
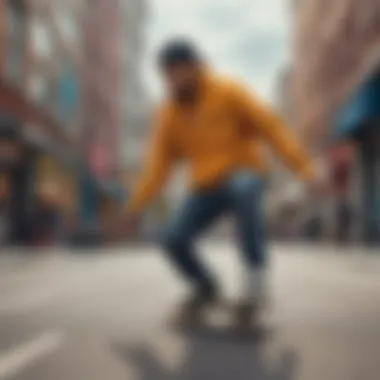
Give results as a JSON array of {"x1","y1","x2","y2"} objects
[{"x1": 0, "y1": 243, "x2": 380, "y2": 380}]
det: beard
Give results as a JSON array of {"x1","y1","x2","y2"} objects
[{"x1": 174, "y1": 81, "x2": 198, "y2": 105}]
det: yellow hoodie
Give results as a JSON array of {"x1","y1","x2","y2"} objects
[{"x1": 127, "y1": 74, "x2": 314, "y2": 214}]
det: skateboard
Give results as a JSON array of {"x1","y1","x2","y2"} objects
[{"x1": 169, "y1": 299, "x2": 267, "y2": 341}]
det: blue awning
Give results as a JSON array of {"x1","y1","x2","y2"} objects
[{"x1": 334, "y1": 68, "x2": 380, "y2": 140}]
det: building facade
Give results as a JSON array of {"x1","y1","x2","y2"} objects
[
  {"x1": 0, "y1": 0, "x2": 84, "y2": 245},
  {"x1": 119, "y1": 0, "x2": 153, "y2": 238},
  {"x1": 80, "y1": 0, "x2": 148, "y2": 239},
  {"x1": 120, "y1": 0, "x2": 148, "y2": 181},
  {"x1": 79, "y1": 0, "x2": 124, "y2": 236},
  {"x1": 292, "y1": 0, "x2": 380, "y2": 147},
  {"x1": 0, "y1": 0, "x2": 83, "y2": 149},
  {"x1": 266, "y1": 64, "x2": 309, "y2": 238},
  {"x1": 292, "y1": 0, "x2": 380, "y2": 243},
  {"x1": 83, "y1": 0, "x2": 124, "y2": 180}
]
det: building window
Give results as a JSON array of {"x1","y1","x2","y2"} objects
[
  {"x1": 54, "y1": 7, "x2": 80, "y2": 48},
  {"x1": 30, "y1": 19, "x2": 53, "y2": 61},
  {"x1": 27, "y1": 73, "x2": 47, "y2": 103},
  {"x1": 4, "y1": 0, "x2": 26, "y2": 86},
  {"x1": 27, "y1": 71, "x2": 58, "y2": 116}
]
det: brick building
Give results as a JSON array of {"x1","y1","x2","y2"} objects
[
  {"x1": 80, "y1": 0, "x2": 147, "y2": 237},
  {"x1": 83, "y1": 0, "x2": 125, "y2": 181},
  {"x1": 0, "y1": 0, "x2": 84, "y2": 244},
  {"x1": 292, "y1": 0, "x2": 380, "y2": 147},
  {"x1": 292, "y1": 0, "x2": 380, "y2": 242},
  {"x1": 120, "y1": 0, "x2": 148, "y2": 188},
  {"x1": 0, "y1": 0, "x2": 83, "y2": 150}
]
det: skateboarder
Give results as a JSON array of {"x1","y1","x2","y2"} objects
[{"x1": 125, "y1": 39, "x2": 318, "y2": 324}]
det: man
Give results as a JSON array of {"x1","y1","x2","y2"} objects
[
  {"x1": 330, "y1": 143, "x2": 354, "y2": 243},
  {"x1": 125, "y1": 40, "x2": 316, "y2": 323},
  {"x1": 0, "y1": 174, "x2": 11, "y2": 246},
  {"x1": 0, "y1": 114, "x2": 25, "y2": 246}
]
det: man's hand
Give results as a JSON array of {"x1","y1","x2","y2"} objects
[
  {"x1": 306, "y1": 172, "x2": 331, "y2": 198},
  {"x1": 301, "y1": 156, "x2": 332, "y2": 198}
]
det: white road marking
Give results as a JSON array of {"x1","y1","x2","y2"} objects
[{"x1": 0, "y1": 331, "x2": 64, "y2": 379}]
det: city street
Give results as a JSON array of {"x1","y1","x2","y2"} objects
[{"x1": 0, "y1": 243, "x2": 380, "y2": 380}]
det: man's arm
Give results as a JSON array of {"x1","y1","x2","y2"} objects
[
  {"x1": 231, "y1": 83, "x2": 315, "y2": 181},
  {"x1": 125, "y1": 110, "x2": 177, "y2": 215}
]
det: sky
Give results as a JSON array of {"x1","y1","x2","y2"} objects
[{"x1": 144, "y1": 0, "x2": 291, "y2": 103}]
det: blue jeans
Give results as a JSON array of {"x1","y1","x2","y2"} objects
[{"x1": 162, "y1": 170, "x2": 266, "y2": 291}]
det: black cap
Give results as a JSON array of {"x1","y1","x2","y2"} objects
[{"x1": 158, "y1": 39, "x2": 201, "y2": 70}]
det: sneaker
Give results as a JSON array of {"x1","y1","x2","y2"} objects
[
  {"x1": 173, "y1": 285, "x2": 219, "y2": 326},
  {"x1": 233, "y1": 301, "x2": 259, "y2": 330}
]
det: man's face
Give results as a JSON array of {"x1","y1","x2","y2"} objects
[{"x1": 162, "y1": 64, "x2": 199, "y2": 102}]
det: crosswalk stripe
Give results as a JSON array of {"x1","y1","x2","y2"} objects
[{"x1": 0, "y1": 331, "x2": 64, "y2": 379}]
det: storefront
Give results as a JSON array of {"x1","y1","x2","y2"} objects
[
  {"x1": 98, "y1": 182, "x2": 125, "y2": 242},
  {"x1": 0, "y1": 171, "x2": 12, "y2": 245},
  {"x1": 0, "y1": 114, "x2": 33, "y2": 246},
  {"x1": 334, "y1": 66, "x2": 380, "y2": 244},
  {"x1": 77, "y1": 168, "x2": 99, "y2": 228},
  {"x1": 75, "y1": 168, "x2": 125, "y2": 246},
  {"x1": 30, "y1": 149, "x2": 79, "y2": 245},
  {"x1": 0, "y1": 0, "x2": 81, "y2": 246}
]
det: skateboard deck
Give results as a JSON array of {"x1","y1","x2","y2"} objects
[{"x1": 168, "y1": 299, "x2": 267, "y2": 341}]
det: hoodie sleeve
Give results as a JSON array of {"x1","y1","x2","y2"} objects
[
  {"x1": 125, "y1": 109, "x2": 177, "y2": 215},
  {"x1": 231, "y1": 83, "x2": 315, "y2": 182}
]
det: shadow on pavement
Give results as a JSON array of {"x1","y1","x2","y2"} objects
[{"x1": 113, "y1": 327, "x2": 298, "y2": 380}]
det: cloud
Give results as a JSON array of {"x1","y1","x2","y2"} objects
[{"x1": 145, "y1": 0, "x2": 289, "y2": 101}]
